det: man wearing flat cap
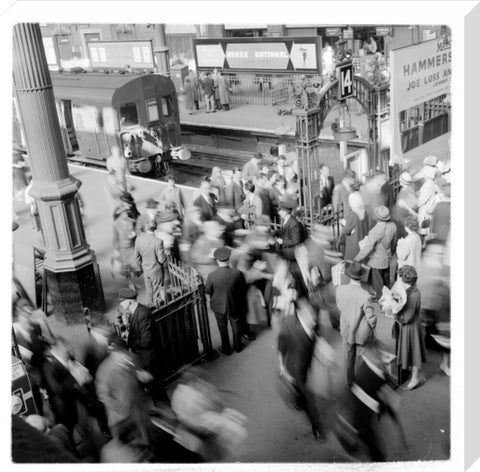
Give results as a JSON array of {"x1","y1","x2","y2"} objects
[
  {"x1": 205, "y1": 247, "x2": 248, "y2": 355},
  {"x1": 118, "y1": 288, "x2": 169, "y2": 405},
  {"x1": 134, "y1": 219, "x2": 167, "y2": 307}
]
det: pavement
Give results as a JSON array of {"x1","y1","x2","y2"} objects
[{"x1": 12, "y1": 164, "x2": 450, "y2": 463}]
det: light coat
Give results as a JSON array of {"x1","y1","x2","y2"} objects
[{"x1": 354, "y1": 221, "x2": 397, "y2": 269}]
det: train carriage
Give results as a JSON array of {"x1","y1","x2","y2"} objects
[{"x1": 50, "y1": 71, "x2": 190, "y2": 176}]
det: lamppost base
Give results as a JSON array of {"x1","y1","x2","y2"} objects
[{"x1": 46, "y1": 261, "x2": 104, "y2": 325}]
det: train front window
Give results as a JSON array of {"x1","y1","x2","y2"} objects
[
  {"x1": 146, "y1": 99, "x2": 159, "y2": 122},
  {"x1": 161, "y1": 97, "x2": 172, "y2": 118},
  {"x1": 120, "y1": 102, "x2": 139, "y2": 127}
]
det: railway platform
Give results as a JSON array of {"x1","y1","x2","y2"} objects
[{"x1": 12, "y1": 163, "x2": 449, "y2": 463}]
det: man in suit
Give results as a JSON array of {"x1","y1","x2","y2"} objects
[
  {"x1": 224, "y1": 168, "x2": 245, "y2": 211},
  {"x1": 136, "y1": 198, "x2": 160, "y2": 233},
  {"x1": 319, "y1": 164, "x2": 335, "y2": 209},
  {"x1": 274, "y1": 197, "x2": 305, "y2": 262},
  {"x1": 332, "y1": 169, "x2": 356, "y2": 220},
  {"x1": 335, "y1": 262, "x2": 376, "y2": 386},
  {"x1": 205, "y1": 247, "x2": 248, "y2": 355},
  {"x1": 134, "y1": 220, "x2": 166, "y2": 307},
  {"x1": 119, "y1": 288, "x2": 169, "y2": 405},
  {"x1": 193, "y1": 179, "x2": 217, "y2": 222}
]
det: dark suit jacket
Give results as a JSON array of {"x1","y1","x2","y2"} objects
[
  {"x1": 193, "y1": 194, "x2": 217, "y2": 221},
  {"x1": 127, "y1": 304, "x2": 157, "y2": 372},
  {"x1": 277, "y1": 215, "x2": 305, "y2": 260},
  {"x1": 205, "y1": 266, "x2": 248, "y2": 318},
  {"x1": 224, "y1": 181, "x2": 245, "y2": 211},
  {"x1": 319, "y1": 176, "x2": 335, "y2": 208},
  {"x1": 278, "y1": 314, "x2": 315, "y2": 390}
]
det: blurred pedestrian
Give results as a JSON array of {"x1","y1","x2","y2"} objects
[
  {"x1": 396, "y1": 216, "x2": 422, "y2": 270},
  {"x1": 183, "y1": 77, "x2": 195, "y2": 115},
  {"x1": 335, "y1": 262, "x2": 376, "y2": 386},
  {"x1": 254, "y1": 173, "x2": 273, "y2": 219},
  {"x1": 394, "y1": 265, "x2": 426, "y2": 390},
  {"x1": 427, "y1": 178, "x2": 450, "y2": 245},
  {"x1": 334, "y1": 338, "x2": 407, "y2": 462},
  {"x1": 354, "y1": 206, "x2": 397, "y2": 299},
  {"x1": 205, "y1": 247, "x2": 248, "y2": 355},
  {"x1": 332, "y1": 169, "x2": 356, "y2": 221},
  {"x1": 391, "y1": 172, "x2": 417, "y2": 240},
  {"x1": 134, "y1": 220, "x2": 167, "y2": 307},
  {"x1": 136, "y1": 199, "x2": 160, "y2": 233},
  {"x1": 417, "y1": 156, "x2": 438, "y2": 244},
  {"x1": 239, "y1": 181, "x2": 263, "y2": 224},
  {"x1": 212, "y1": 68, "x2": 222, "y2": 110},
  {"x1": 210, "y1": 166, "x2": 227, "y2": 203},
  {"x1": 278, "y1": 298, "x2": 325, "y2": 440},
  {"x1": 189, "y1": 69, "x2": 202, "y2": 110},
  {"x1": 338, "y1": 191, "x2": 369, "y2": 261},
  {"x1": 158, "y1": 175, "x2": 185, "y2": 220},
  {"x1": 242, "y1": 153, "x2": 261, "y2": 182},
  {"x1": 113, "y1": 204, "x2": 139, "y2": 290},
  {"x1": 319, "y1": 164, "x2": 334, "y2": 209},
  {"x1": 95, "y1": 334, "x2": 151, "y2": 450},
  {"x1": 106, "y1": 145, "x2": 130, "y2": 200}
]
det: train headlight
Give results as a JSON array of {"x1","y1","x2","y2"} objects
[{"x1": 171, "y1": 145, "x2": 191, "y2": 161}]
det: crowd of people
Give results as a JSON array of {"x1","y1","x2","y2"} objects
[
  {"x1": 13, "y1": 142, "x2": 451, "y2": 462},
  {"x1": 182, "y1": 68, "x2": 232, "y2": 115}
]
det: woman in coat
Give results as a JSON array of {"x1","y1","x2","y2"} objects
[
  {"x1": 396, "y1": 215, "x2": 422, "y2": 270},
  {"x1": 394, "y1": 265, "x2": 426, "y2": 390},
  {"x1": 339, "y1": 191, "x2": 369, "y2": 261},
  {"x1": 183, "y1": 77, "x2": 195, "y2": 115}
]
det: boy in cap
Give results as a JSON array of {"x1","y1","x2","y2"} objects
[{"x1": 205, "y1": 247, "x2": 248, "y2": 355}]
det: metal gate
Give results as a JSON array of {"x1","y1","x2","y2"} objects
[{"x1": 151, "y1": 258, "x2": 213, "y2": 383}]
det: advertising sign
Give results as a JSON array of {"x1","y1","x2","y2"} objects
[
  {"x1": 390, "y1": 38, "x2": 452, "y2": 162},
  {"x1": 194, "y1": 37, "x2": 322, "y2": 74},
  {"x1": 326, "y1": 28, "x2": 342, "y2": 37},
  {"x1": 88, "y1": 40, "x2": 155, "y2": 70},
  {"x1": 391, "y1": 38, "x2": 452, "y2": 111}
]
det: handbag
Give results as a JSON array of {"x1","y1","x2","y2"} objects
[{"x1": 421, "y1": 218, "x2": 431, "y2": 229}]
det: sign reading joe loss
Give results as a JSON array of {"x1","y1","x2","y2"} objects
[
  {"x1": 194, "y1": 37, "x2": 322, "y2": 74},
  {"x1": 390, "y1": 37, "x2": 451, "y2": 111}
]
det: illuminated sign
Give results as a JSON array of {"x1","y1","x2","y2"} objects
[
  {"x1": 194, "y1": 37, "x2": 322, "y2": 74},
  {"x1": 88, "y1": 40, "x2": 155, "y2": 70}
]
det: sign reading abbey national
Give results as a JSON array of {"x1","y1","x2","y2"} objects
[
  {"x1": 193, "y1": 37, "x2": 322, "y2": 74},
  {"x1": 390, "y1": 38, "x2": 451, "y2": 111}
]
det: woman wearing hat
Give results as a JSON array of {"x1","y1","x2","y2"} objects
[
  {"x1": 393, "y1": 265, "x2": 426, "y2": 390},
  {"x1": 392, "y1": 172, "x2": 418, "y2": 235},
  {"x1": 354, "y1": 206, "x2": 397, "y2": 299}
]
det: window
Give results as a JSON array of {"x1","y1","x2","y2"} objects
[
  {"x1": 120, "y1": 102, "x2": 139, "y2": 127},
  {"x1": 160, "y1": 97, "x2": 172, "y2": 118},
  {"x1": 146, "y1": 99, "x2": 159, "y2": 122}
]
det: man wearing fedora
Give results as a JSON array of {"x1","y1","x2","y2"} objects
[
  {"x1": 224, "y1": 168, "x2": 246, "y2": 212},
  {"x1": 354, "y1": 205, "x2": 397, "y2": 300},
  {"x1": 205, "y1": 247, "x2": 248, "y2": 355},
  {"x1": 134, "y1": 220, "x2": 167, "y2": 308},
  {"x1": 336, "y1": 261, "x2": 376, "y2": 386},
  {"x1": 136, "y1": 198, "x2": 160, "y2": 233}
]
